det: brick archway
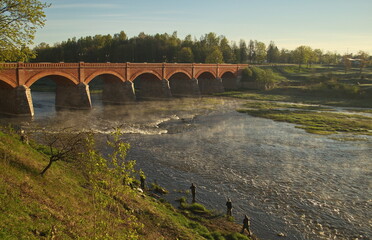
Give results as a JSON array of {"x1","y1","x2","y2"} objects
[
  {"x1": 25, "y1": 72, "x2": 78, "y2": 87},
  {"x1": 195, "y1": 71, "x2": 216, "y2": 80},
  {"x1": 220, "y1": 70, "x2": 236, "y2": 78},
  {"x1": 0, "y1": 77, "x2": 17, "y2": 88},
  {"x1": 168, "y1": 72, "x2": 196, "y2": 96},
  {"x1": 198, "y1": 71, "x2": 223, "y2": 94},
  {"x1": 165, "y1": 69, "x2": 193, "y2": 80},
  {"x1": 84, "y1": 70, "x2": 125, "y2": 84},
  {"x1": 221, "y1": 71, "x2": 237, "y2": 90},
  {"x1": 130, "y1": 70, "x2": 162, "y2": 82},
  {"x1": 133, "y1": 73, "x2": 167, "y2": 99}
]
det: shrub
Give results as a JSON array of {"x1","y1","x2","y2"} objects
[
  {"x1": 180, "y1": 202, "x2": 210, "y2": 215},
  {"x1": 310, "y1": 82, "x2": 361, "y2": 98},
  {"x1": 241, "y1": 66, "x2": 284, "y2": 90},
  {"x1": 241, "y1": 68, "x2": 253, "y2": 82}
]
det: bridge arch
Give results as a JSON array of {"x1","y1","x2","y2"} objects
[
  {"x1": 221, "y1": 71, "x2": 237, "y2": 90},
  {"x1": 133, "y1": 73, "x2": 166, "y2": 99},
  {"x1": 25, "y1": 72, "x2": 78, "y2": 87},
  {"x1": 168, "y1": 72, "x2": 196, "y2": 96},
  {"x1": 84, "y1": 70, "x2": 125, "y2": 84},
  {"x1": 130, "y1": 71, "x2": 162, "y2": 83},
  {"x1": 0, "y1": 77, "x2": 17, "y2": 88},
  {"x1": 166, "y1": 70, "x2": 192, "y2": 80},
  {"x1": 86, "y1": 72, "x2": 135, "y2": 104},
  {"x1": 197, "y1": 72, "x2": 223, "y2": 94},
  {"x1": 195, "y1": 71, "x2": 216, "y2": 80}
]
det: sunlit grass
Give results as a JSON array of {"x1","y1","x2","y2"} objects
[
  {"x1": 218, "y1": 88, "x2": 372, "y2": 108},
  {"x1": 238, "y1": 108, "x2": 372, "y2": 136},
  {"x1": 241, "y1": 101, "x2": 332, "y2": 111}
]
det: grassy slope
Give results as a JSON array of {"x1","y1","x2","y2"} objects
[{"x1": 0, "y1": 131, "x2": 251, "y2": 240}]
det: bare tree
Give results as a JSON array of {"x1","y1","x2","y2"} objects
[{"x1": 40, "y1": 130, "x2": 86, "y2": 175}]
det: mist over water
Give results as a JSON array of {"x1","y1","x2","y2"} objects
[{"x1": 2, "y1": 92, "x2": 371, "y2": 240}]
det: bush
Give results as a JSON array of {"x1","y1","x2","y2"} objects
[
  {"x1": 180, "y1": 202, "x2": 210, "y2": 215},
  {"x1": 241, "y1": 68, "x2": 253, "y2": 82},
  {"x1": 241, "y1": 66, "x2": 283, "y2": 90},
  {"x1": 310, "y1": 81, "x2": 361, "y2": 98}
]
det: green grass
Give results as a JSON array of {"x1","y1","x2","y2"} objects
[
  {"x1": 238, "y1": 109, "x2": 372, "y2": 136},
  {"x1": 241, "y1": 101, "x2": 332, "y2": 111},
  {"x1": 218, "y1": 86, "x2": 372, "y2": 108},
  {"x1": 0, "y1": 130, "x2": 254, "y2": 240}
]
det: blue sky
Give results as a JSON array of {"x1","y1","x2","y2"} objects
[{"x1": 34, "y1": 0, "x2": 372, "y2": 54}]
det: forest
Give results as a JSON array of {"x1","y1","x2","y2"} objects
[{"x1": 32, "y1": 31, "x2": 370, "y2": 68}]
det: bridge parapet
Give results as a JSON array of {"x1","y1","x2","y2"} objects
[
  {"x1": 21, "y1": 63, "x2": 78, "y2": 68},
  {"x1": 83, "y1": 63, "x2": 127, "y2": 68}
]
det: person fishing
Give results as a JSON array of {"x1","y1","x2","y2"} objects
[
  {"x1": 241, "y1": 215, "x2": 252, "y2": 236},
  {"x1": 226, "y1": 198, "x2": 232, "y2": 216},
  {"x1": 190, "y1": 183, "x2": 196, "y2": 203}
]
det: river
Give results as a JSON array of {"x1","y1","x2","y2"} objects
[{"x1": 1, "y1": 92, "x2": 371, "y2": 240}]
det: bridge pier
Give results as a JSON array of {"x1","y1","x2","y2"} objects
[
  {"x1": 161, "y1": 79, "x2": 172, "y2": 98},
  {"x1": 103, "y1": 81, "x2": 136, "y2": 104},
  {"x1": 191, "y1": 78, "x2": 201, "y2": 96},
  {"x1": 56, "y1": 83, "x2": 92, "y2": 110},
  {"x1": 0, "y1": 85, "x2": 34, "y2": 116}
]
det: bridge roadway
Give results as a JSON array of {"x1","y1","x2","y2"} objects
[{"x1": 0, "y1": 62, "x2": 248, "y2": 116}]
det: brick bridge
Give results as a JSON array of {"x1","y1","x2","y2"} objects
[{"x1": 0, "y1": 62, "x2": 248, "y2": 116}]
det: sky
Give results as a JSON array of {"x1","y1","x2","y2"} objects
[{"x1": 34, "y1": 0, "x2": 372, "y2": 54}]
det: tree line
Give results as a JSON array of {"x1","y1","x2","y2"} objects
[
  {"x1": 32, "y1": 31, "x2": 371, "y2": 67},
  {"x1": 1, "y1": 1, "x2": 370, "y2": 67}
]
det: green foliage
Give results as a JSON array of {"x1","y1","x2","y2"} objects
[
  {"x1": 267, "y1": 41, "x2": 280, "y2": 63},
  {"x1": 310, "y1": 81, "x2": 361, "y2": 98},
  {"x1": 177, "y1": 47, "x2": 194, "y2": 63},
  {"x1": 81, "y1": 129, "x2": 142, "y2": 239},
  {"x1": 293, "y1": 45, "x2": 313, "y2": 68},
  {"x1": 254, "y1": 41, "x2": 266, "y2": 63},
  {"x1": 241, "y1": 68, "x2": 253, "y2": 81},
  {"x1": 0, "y1": 0, "x2": 50, "y2": 62},
  {"x1": 241, "y1": 66, "x2": 284, "y2": 90},
  {"x1": 29, "y1": 26, "x2": 370, "y2": 68},
  {"x1": 206, "y1": 47, "x2": 224, "y2": 63}
]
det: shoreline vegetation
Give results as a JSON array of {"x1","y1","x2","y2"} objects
[
  {"x1": 0, "y1": 128, "x2": 256, "y2": 240},
  {"x1": 217, "y1": 65, "x2": 372, "y2": 138}
]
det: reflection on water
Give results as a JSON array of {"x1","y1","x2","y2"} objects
[{"x1": 1, "y1": 92, "x2": 371, "y2": 240}]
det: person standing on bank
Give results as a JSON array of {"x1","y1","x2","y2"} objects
[
  {"x1": 226, "y1": 198, "x2": 232, "y2": 217},
  {"x1": 139, "y1": 170, "x2": 146, "y2": 190},
  {"x1": 190, "y1": 183, "x2": 196, "y2": 203},
  {"x1": 241, "y1": 215, "x2": 252, "y2": 236}
]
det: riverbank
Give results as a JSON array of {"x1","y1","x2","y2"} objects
[
  {"x1": 0, "y1": 129, "x2": 255, "y2": 240},
  {"x1": 216, "y1": 65, "x2": 372, "y2": 137}
]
